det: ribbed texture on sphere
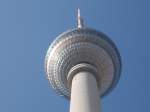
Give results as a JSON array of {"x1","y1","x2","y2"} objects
[{"x1": 45, "y1": 28, "x2": 121, "y2": 99}]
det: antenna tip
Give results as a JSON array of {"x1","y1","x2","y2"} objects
[
  {"x1": 77, "y1": 8, "x2": 80, "y2": 17},
  {"x1": 77, "y1": 8, "x2": 84, "y2": 28}
]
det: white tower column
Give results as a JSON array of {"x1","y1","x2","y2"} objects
[{"x1": 70, "y1": 71, "x2": 100, "y2": 112}]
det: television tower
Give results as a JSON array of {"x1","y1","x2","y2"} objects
[{"x1": 45, "y1": 9, "x2": 121, "y2": 112}]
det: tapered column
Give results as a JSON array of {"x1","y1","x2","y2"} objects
[{"x1": 70, "y1": 71, "x2": 100, "y2": 112}]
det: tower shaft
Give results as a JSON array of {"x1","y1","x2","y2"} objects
[{"x1": 70, "y1": 71, "x2": 100, "y2": 112}]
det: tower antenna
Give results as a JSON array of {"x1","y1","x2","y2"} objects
[{"x1": 77, "y1": 8, "x2": 84, "y2": 28}]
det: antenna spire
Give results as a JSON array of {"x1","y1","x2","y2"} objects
[{"x1": 77, "y1": 8, "x2": 84, "y2": 28}]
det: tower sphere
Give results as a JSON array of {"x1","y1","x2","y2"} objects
[{"x1": 45, "y1": 28, "x2": 121, "y2": 99}]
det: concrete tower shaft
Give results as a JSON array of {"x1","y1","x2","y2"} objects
[{"x1": 70, "y1": 70, "x2": 100, "y2": 112}]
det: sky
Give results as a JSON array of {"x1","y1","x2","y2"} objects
[{"x1": 0, "y1": 0, "x2": 150, "y2": 112}]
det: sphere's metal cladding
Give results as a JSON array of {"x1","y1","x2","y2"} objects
[{"x1": 45, "y1": 28, "x2": 121, "y2": 99}]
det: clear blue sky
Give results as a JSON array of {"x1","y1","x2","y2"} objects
[{"x1": 0, "y1": 0, "x2": 150, "y2": 112}]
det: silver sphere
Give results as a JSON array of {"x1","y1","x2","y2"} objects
[{"x1": 45, "y1": 28, "x2": 121, "y2": 99}]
